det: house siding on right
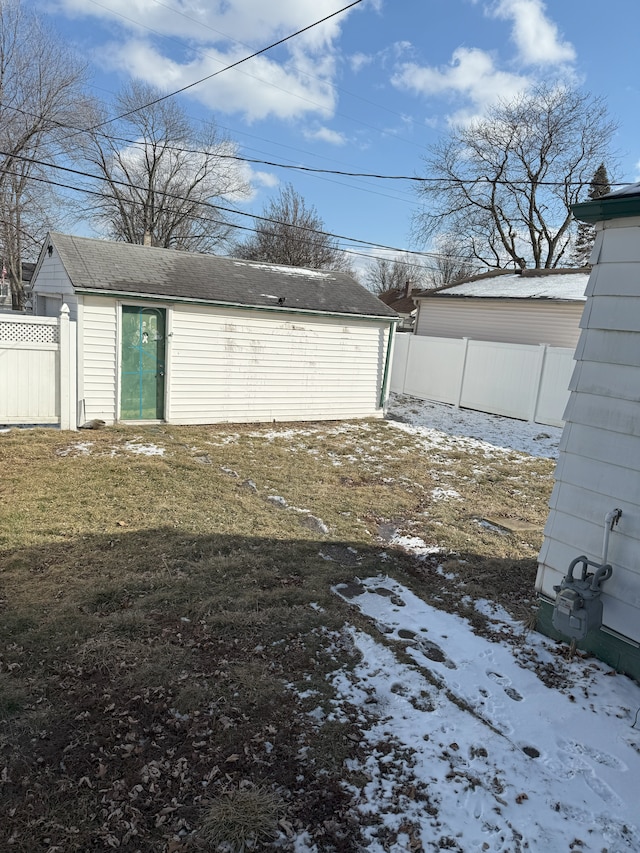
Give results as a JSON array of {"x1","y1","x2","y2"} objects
[{"x1": 536, "y1": 216, "x2": 640, "y2": 651}]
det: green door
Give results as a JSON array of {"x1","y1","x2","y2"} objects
[{"x1": 120, "y1": 306, "x2": 166, "y2": 420}]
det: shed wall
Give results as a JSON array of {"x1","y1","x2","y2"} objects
[
  {"x1": 168, "y1": 304, "x2": 389, "y2": 424},
  {"x1": 77, "y1": 298, "x2": 390, "y2": 425},
  {"x1": 415, "y1": 299, "x2": 584, "y2": 347},
  {"x1": 80, "y1": 296, "x2": 119, "y2": 423},
  {"x1": 536, "y1": 219, "x2": 640, "y2": 645}
]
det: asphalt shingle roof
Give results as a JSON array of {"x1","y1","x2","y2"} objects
[
  {"x1": 48, "y1": 233, "x2": 397, "y2": 320},
  {"x1": 414, "y1": 268, "x2": 589, "y2": 301}
]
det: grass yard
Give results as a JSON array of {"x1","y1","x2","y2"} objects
[{"x1": 0, "y1": 418, "x2": 555, "y2": 852}]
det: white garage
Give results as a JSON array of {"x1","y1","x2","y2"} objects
[{"x1": 30, "y1": 233, "x2": 398, "y2": 426}]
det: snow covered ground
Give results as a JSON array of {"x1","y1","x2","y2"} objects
[
  {"x1": 386, "y1": 393, "x2": 563, "y2": 459},
  {"x1": 328, "y1": 577, "x2": 640, "y2": 852},
  {"x1": 307, "y1": 395, "x2": 639, "y2": 852}
]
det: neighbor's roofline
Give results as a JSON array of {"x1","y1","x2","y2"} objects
[
  {"x1": 413, "y1": 266, "x2": 590, "y2": 298},
  {"x1": 74, "y1": 287, "x2": 400, "y2": 323}
]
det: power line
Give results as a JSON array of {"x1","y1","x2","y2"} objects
[
  {"x1": 0, "y1": 163, "x2": 439, "y2": 274},
  {"x1": 0, "y1": 150, "x2": 451, "y2": 267},
  {"x1": 83, "y1": 0, "x2": 365, "y2": 132},
  {"x1": 1, "y1": 102, "x2": 629, "y2": 191},
  {"x1": 87, "y1": 0, "x2": 425, "y2": 155}
]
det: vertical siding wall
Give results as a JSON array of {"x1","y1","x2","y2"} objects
[
  {"x1": 536, "y1": 220, "x2": 640, "y2": 644},
  {"x1": 169, "y1": 305, "x2": 389, "y2": 424},
  {"x1": 390, "y1": 332, "x2": 574, "y2": 427}
]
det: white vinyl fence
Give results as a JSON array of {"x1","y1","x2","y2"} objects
[
  {"x1": 390, "y1": 334, "x2": 575, "y2": 427},
  {"x1": 0, "y1": 305, "x2": 77, "y2": 430}
]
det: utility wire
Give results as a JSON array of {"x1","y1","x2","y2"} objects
[
  {"x1": 1, "y1": 103, "x2": 629, "y2": 190},
  {"x1": 86, "y1": 0, "x2": 425, "y2": 156},
  {"x1": 0, "y1": 164, "x2": 439, "y2": 274},
  {"x1": 83, "y1": 0, "x2": 365, "y2": 132},
  {"x1": 0, "y1": 151, "x2": 449, "y2": 267}
]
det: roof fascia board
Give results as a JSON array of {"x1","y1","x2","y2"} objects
[
  {"x1": 414, "y1": 293, "x2": 583, "y2": 303},
  {"x1": 573, "y1": 196, "x2": 640, "y2": 223},
  {"x1": 74, "y1": 288, "x2": 399, "y2": 323}
]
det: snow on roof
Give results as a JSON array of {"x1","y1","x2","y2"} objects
[
  {"x1": 601, "y1": 182, "x2": 640, "y2": 199},
  {"x1": 233, "y1": 260, "x2": 331, "y2": 278},
  {"x1": 419, "y1": 271, "x2": 589, "y2": 301}
]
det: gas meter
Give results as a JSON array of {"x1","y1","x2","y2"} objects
[
  {"x1": 552, "y1": 508, "x2": 622, "y2": 642},
  {"x1": 552, "y1": 556, "x2": 612, "y2": 641}
]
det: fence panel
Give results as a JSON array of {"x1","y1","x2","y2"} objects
[
  {"x1": 390, "y1": 333, "x2": 573, "y2": 426},
  {"x1": 535, "y1": 347, "x2": 575, "y2": 427},
  {"x1": 461, "y1": 340, "x2": 541, "y2": 420},
  {"x1": 402, "y1": 335, "x2": 466, "y2": 405},
  {"x1": 0, "y1": 314, "x2": 59, "y2": 423},
  {"x1": 389, "y1": 332, "x2": 410, "y2": 392},
  {"x1": 0, "y1": 309, "x2": 77, "y2": 428}
]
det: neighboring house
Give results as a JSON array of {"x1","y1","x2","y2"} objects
[
  {"x1": 412, "y1": 267, "x2": 590, "y2": 348},
  {"x1": 377, "y1": 282, "x2": 419, "y2": 330},
  {"x1": 30, "y1": 232, "x2": 398, "y2": 426},
  {"x1": 536, "y1": 184, "x2": 640, "y2": 680}
]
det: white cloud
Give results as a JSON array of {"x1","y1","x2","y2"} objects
[
  {"x1": 53, "y1": 0, "x2": 356, "y2": 122},
  {"x1": 490, "y1": 0, "x2": 576, "y2": 66},
  {"x1": 303, "y1": 126, "x2": 347, "y2": 145},
  {"x1": 98, "y1": 39, "x2": 337, "y2": 123},
  {"x1": 252, "y1": 171, "x2": 280, "y2": 189},
  {"x1": 350, "y1": 52, "x2": 373, "y2": 73},
  {"x1": 392, "y1": 47, "x2": 530, "y2": 122}
]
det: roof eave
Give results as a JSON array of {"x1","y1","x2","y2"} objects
[
  {"x1": 73, "y1": 287, "x2": 400, "y2": 322},
  {"x1": 572, "y1": 196, "x2": 640, "y2": 224}
]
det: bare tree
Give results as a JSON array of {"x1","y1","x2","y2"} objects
[
  {"x1": 233, "y1": 183, "x2": 352, "y2": 271},
  {"x1": 364, "y1": 253, "x2": 428, "y2": 295},
  {"x1": 78, "y1": 82, "x2": 249, "y2": 252},
  {"x1": 425, "y1": 234, "x2": 481, "y2": 288},
  {"x1": 413, "y1": 85, "x2": 616, "y2": 270},
  {"x1": 0, "y1": 0, "x2": 88, "y2": 309}
]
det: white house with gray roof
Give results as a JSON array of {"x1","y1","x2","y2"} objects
[{"x1": 30, "y1": 233, "x2": 398, "y2": 426}]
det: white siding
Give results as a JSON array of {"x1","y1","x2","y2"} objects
[
  {"x1": 536, "y1": 218, "x2": 640, "y2": 644},
  {"x1": 31, "y1": 246, "x2": 79, "y2": 319},
  {"x1": 168, "y1": 305, "x2": 389, "y2": 424},
  {"x1": 80, "y1": 296, "x2": 118, "y2": 423},
  {"x1": 415, "y1": 299, "x2": 584, "y2": 348}
]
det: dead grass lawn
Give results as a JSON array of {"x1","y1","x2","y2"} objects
[{"x1": 0, "y1": 419, "x2": 555, "y2": 851}]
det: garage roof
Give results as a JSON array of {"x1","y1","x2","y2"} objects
[{"x1": 45, "y1": 232, "x2": 398, "y2": 320}]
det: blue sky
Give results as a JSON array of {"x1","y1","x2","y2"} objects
[{"x1": 29, "y1": 0, "x2": 640, "y2": 274}]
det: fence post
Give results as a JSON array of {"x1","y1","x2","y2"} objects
[
  {"x1": 58, "y1": 304, "x2": 77, "y2": 431},
  {"x1": 455, "y1": 337, "x2": 470, "y2": 408},
  {"x1": 530, "y1": 343, "x2": 548, "y2": 423}
]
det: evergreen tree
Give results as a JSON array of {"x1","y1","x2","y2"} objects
[{"x1": 572, "y1": 163, "x2": 611, "y2": 267}]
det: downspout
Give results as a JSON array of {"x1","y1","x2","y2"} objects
[{"x1": 379, "y1": 320, "x2": 396, "y2": 409}]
